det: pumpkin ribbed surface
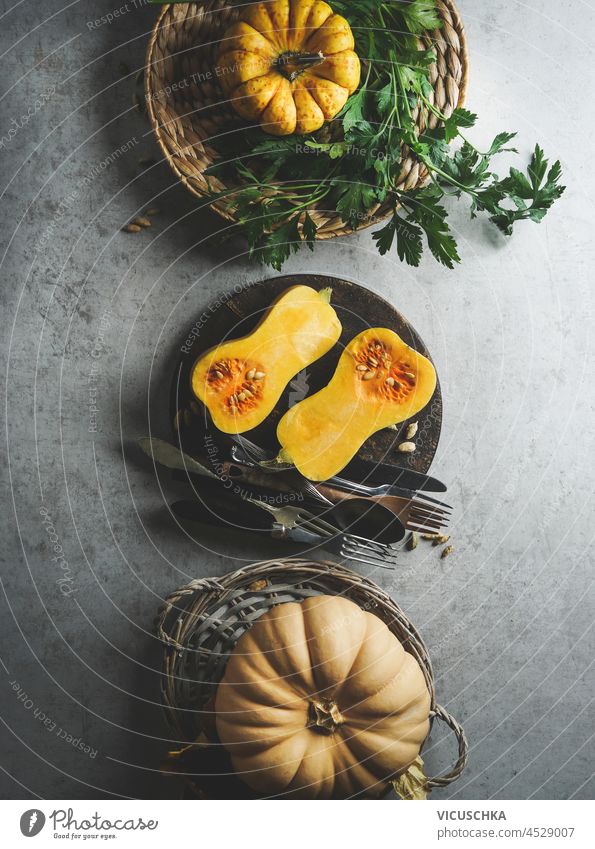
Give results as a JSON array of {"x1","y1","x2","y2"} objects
[
  {"x1": 215, "y1": 595, "x2": 431, "y2": 798},
  {"x1": 217, "y1": 0, "x2": 360, "y2": 135}
]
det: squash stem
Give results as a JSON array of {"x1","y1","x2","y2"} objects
[{"x1": 274, "y1": 50, "x2": 325, "y2": 82}]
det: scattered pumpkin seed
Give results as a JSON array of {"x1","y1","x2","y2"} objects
[
  {"x1": 243, "y1": 388, "x2": 253, "y2": 398},
  {"x1": 254, "y1": 371, "x2": 266, "y2": 380},
  {"x1": 432, "y1": 534, "x2": 450, "y2": 547},
  {"x1": 368, "y1": 357, "x2": 379, "y2": 366},
  {"x1": 237, "y1": 392, "x2": 247, "y2": 402},
  {"x1": 246, "y1": 368, "x2": 256, "y2": 380},
  {"x1": 356, "y1": 364, "x2": 368, "y2": 371},
  {"x1": 422, "y1": 533, "x2": 438, "y2": 541},
  {"x1": 398, "y1": 441, "x2": 416, "y2": 453},
  {"x1": 133, "y1": 216, "x2": 151, "y2": 228},
  {"x1": 385, "y1": 377, "x2": 395, "y2": 386},
  {"x1": 123, "y1": 223, "x2": 141, "y2": 233},
  {"x1": 404, "y1": 371, "x2": 415, "y2": 380},
  {"x1": 407, "y1": 532, "x2": 418, "y2": 551},
  {"x1": 406, "y1": 421, "x2": 418, "y2": 439},
  {"x1": 363, "y1": 370, "x2": 375, "y2": 380},
  {"x1": 441, "y1": 545, "x2": 454, "y2": 559}
]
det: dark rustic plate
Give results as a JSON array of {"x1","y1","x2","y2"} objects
[{"x1": 170, "y1": 274, "x2": 442, "y2": 477}]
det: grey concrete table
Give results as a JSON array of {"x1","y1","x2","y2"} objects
[{"x1": 1, "y1": 0, "x2": 593, "y2": 800}]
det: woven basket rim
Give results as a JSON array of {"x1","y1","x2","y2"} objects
[
  {"x1": 156, "y1": 558, "x2": 468, "y2": 794},
  {"x1": 145, "y1": 0, "x2": 469, "y2": 240}
]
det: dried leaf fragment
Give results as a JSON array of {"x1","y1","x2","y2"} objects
[
  {"x1": 407, "y1": 532, "x2": 418, "y2": 551},
  {"x1": 392, "y1": 756, "x2": 428, "y2": 800},
  {"x1": 441, "y1": 545, "x2": 454, "y2": 559},
  {"x1": 432, "y1": 534, "x2": 450, "y2": 547}
]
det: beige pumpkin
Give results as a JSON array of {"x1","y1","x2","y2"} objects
[
  {"x1": 217, "y1": 0, "x2": 360, "y2": 135},
  {"x1": 215, "y1": 595, "x2": 431, "y2": 798}
]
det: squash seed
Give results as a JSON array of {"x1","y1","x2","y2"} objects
[
  {"x1": 432, "y1": 534, "x2": 450, "y2": 546},
  {"x1": 243, "y1": 388, "x2": 252, "y2": 398},
  {"x1": 213, "y1": 370, "x2": 223, "y2": 379},
  {"x1": 254, "y1": 371, "x2": 266, "y2": 380},
  {"x1": 404, "y1": 371, "x2": 416, "y2": 380},
  {"x1": 356, "y1": 364, "x2": 368, "y2": 371},
  {"x1": 246, "y1": 368, "x2": 256, "y2": 380},
  {"x1": 385, "y1": 377, "x2": 395, "y2": 386},
  {"x1": 398, "y1": 441, "x2": 416, "y2": 453},
  {"x1": 123, "y1": 223, "x2": 141, "y2": 233},
  {"x1": 237, "y1": 392, "x2": 247, "y2": 402},
  {"x1": 406, "y1": 421, "x2": 418, "y2": 439},
  {"x1": 363, "y1": 370, "x2": 375, "y2": 380},
  {"x1": 133, "y1": 216, "x2": 151, "y2": 228},
  {"x1": 441, "y1": 545, "x2": 454, "y2": 559},
  {"x1": 422, "y1": 533, "x2": 438, "y2": 541},
  {"x1": 407, "y1": 532, "x2": 418, "y2": 551}
]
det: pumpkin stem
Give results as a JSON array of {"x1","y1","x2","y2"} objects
[
  {"x1": 274, "y1": 50, "x2": 325, "y2": 82},
  {"x1": 308, "y1": 698, "x2": 345, "y2": 734}
]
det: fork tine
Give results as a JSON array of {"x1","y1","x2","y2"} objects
[
  {"x1": 343, "y1": 533, "x2": 395, "y2": 555},
  {"x1": 410, "y1": 504, "x2": 450, "y2": 522},
  {"x1": 340, "y1": 543, "x2": 396, "y2": 571},
  {"x1": 343, "y1": 535, "x2": 398, "y2": 563},
  {"x1": 410, "y1": 493, "x2": 452, "y2": 511},
  {"x1": 408, "y1": 511, "x2": 447, "y2": 527},
  {"x1": 411, "y1": 501, "x2": 450, "y2": 518},
  {"x1": 406, "y1": 522, "x2": 448, "y2": 534}
]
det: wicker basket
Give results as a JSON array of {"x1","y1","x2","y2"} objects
[
  {"x1": 145, "y1": 0, "x2": 468, "y2": 239},
  {"x1": 156, "y1": 558, "x2": 468, "y2": 798}
]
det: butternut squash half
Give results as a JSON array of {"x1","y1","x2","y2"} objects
[
  {"x1": 191, "y1": 285, "x2": 341, "y2": 433},
  {"x1": 276, "y1": 327, "x2": 437, "y2": 480}
]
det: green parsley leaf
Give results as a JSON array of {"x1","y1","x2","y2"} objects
[
  {"x1": 443, "y1": 107, "x2": 478, "y2": 143},
  {"x1": 401, "y1": 0, "x2": 442, "y2": 34}
]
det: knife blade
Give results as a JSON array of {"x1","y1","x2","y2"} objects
[
  {"x1": 336, "y1": 457, "x2": 447, "y2": 492},
  {"x1": 171, "y1": 499, "x2": 325, "y2": 547},
  {"x1": 229, "y1": 436, "x2": 446, "y2": 494}
]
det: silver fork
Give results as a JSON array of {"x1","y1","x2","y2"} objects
[
  {"x1": 245, "y1": 498, "x2": 398, "y2": 571},
  {"x1": 230, "y1": 435, "x2": 452, "y2": 513},
  {"x1": 268, "y1": 522, "x2": 398, "y2": 572}
]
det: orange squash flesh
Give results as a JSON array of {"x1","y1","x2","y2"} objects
[
  {"x1": 191, "y1": 285, "x2": 342, "y2": 434},
  {"x1": 276, "y1": 328, "x2": 437, "y2": 480}
]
